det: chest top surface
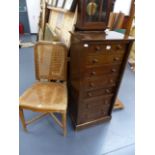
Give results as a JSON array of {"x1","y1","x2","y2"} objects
[{"x1": 72, "y1": 31, "x2": 134, "y2": 42}]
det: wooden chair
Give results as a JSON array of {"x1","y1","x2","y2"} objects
[{"x1": 19, "y1": 41, "x2": 68, "y2": 136}]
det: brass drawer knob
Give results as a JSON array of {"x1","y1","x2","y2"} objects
[
  {"x1": 106, "y1": 45, "x2": 111, "y2": 50},
  {"x1": 105, "y1": 89, "x2": 110, "y2": 93},
  {"x1": 111, "y1": 68, "x2": 117, "y2": 73},
  {"x1": 95, "y1": 46, "x2": 101, "y2": 51},
  {"x1": 89, "y1": 82, "x2": 95, "y2": 87},
  {"x1": 102, "y1": 110, "x2": 107, "y2": 115},
  {"x1": 110, "y1": 79, "x2": 116, "y2": 86},
  {"x1": 86, "y1": 104, "x2": 90, "y2": 109},
  {"x1": 116, "y1": 45, "x2": 122, "y2": 50},
  {"x1": 113, "y1": 57, "x2": 120, "y2": 61},
  {"x1": 104, "y1": 100, "x2": 109, "y2": 105},
  {"x1": 92, "y1": 59, "x2": 99, "y2": 63},
  {"x1": 110, "y1": 79, "x2": 114, "y2": 83},
  {"x1": 87, "y1": 92, "x2": 92, "y2": 97},
  {"x1": 84, "y1": 44, "x2": 89, "y2": 47},
  {"x1": 91, "y1": 71, "x2": 96, "y2": 76}
]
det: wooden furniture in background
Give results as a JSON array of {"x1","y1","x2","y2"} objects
[
  {"x1": 69, "y1": 31, "x2": 134, "y2": 130},
  {"x1": 128, "y1": 20, "x2": 135, "y2": 71},
  {"x1": 38, "y1": 1, "x2": 48, "y2": 41},
  {"x1": 113, "y1": 0, "x2": 135, "y2": 71},
  {"x1": 44, "y1": 23, "x2": 61, "y2": 41},
  {"x1": 19, "y1": 42, "x2": 68, "y2": 136},
  {"x1": 47, "y1": 6, "x2": 77, "y2": 48},
  {"x1": 38, "y1": 2, "x2": 77, "y2": 48},
  {"x1": 107, "y1": 0, "x2": 135, "y2": 36},
  {"x1": 107, "y1": 12, "x2": 125, "y2": 30},
  {"x1": 125, "y1": 0, "x2": 135, "y2": 36}
]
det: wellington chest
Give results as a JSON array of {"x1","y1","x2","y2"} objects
[{"x1": 68, "y1": 31, "x2": 134, "y2": 130}]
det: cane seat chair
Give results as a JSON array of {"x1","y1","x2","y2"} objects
[{"x1": 19, "y1": 41, "x2": 68, "y2": 136}]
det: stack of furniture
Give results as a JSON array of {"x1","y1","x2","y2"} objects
[
  {"x1": 37, "y1": 0, "x2": 77, "y2": 48},
  {"x1": 20, "y1": 0, "x2": 135, "y2": 135},
  {"x1": 36, "y1": 0, "x2": 135, "y2": 130},
  {"x1": 68, "y1": 0, "x2": 134, "y2": 130},
  {"x1": 38, "y1": 0, "x2": 48, "y2": 40}
]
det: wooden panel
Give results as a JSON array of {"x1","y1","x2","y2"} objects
[
  {"x1": 84, "y1": 74, "x2": 118, "y2": 91},
  {"x1": 44, "y1": 23, "x2": 61, "y2": 41},
  {"x1": 49, "y1": 10, "x2": 59, "y2": 30},
  {"x1": 48, "y1": 7, "x2": 77, "y2": 48},
  {"x1": 83, "y1": 94, "x2": 113, "y2": 107},
  {"x1": 60, "y1": 8, "x2": 78, "y2": 48},
  {"x1": 38, "y1": 28, "x2": 43, "y2": 41},
  {"x1": 78, "y1": 108, "x2": 110, "y2": 124},
  {"x1": 47, "y1": 6, "x2": 70, "y2": 13},
  {"x1": 83, "y1": 87, "x2": 115, "y2": 99},
  {"x1": 84, "y1": 64, "x2": 121, "y2": 78},
  {"x1": 85, "y1": 54, "x2": 124, "y2": 68},
  {"x1": 78, "y1": 95, "x2": 113, "y2": 123}
]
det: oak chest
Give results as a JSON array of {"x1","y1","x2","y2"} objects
[{"x1": 68, "y1": 31, "x2": 134, "y2": 130}]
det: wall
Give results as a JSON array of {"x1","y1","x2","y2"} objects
[
  {"x1": 114, "y1": 0, "x2": 132, "y2": 15},
  {"x1": 19, "y1": 0, "x2": 30, "y2": 33},
  {"x1": 26, "y1": 0, "x2": 40, "y2": 33}
]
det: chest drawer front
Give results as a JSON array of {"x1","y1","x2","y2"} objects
[
  {"x1": 85, "y1": 54, "x2": 124, "y2": 68},
  {"x1": 78, "y1": 95, "x2": 113, "y2": 123},
  {"x1": 84, "y1": 87, "x2": 115, "y2": 99},
  {"x1": 84, "y1": 74, "x2": 118, "y2": 91},
  {"x1": 84, "y1": 64, "x2": 121, "y2": 78},
  {"x1": 82, "y1": 43, "x2": 126, "y2": 54},
  {"x1": 83, "y1": 94, "x2": 113, "y2": 107},
  {"x1": 79, "y1": 109, "x2": 109, "y2": 123}
]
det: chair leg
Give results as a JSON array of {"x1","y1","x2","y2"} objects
[
  {"x1": 19, "y1": 108, "x2": 27, "y2": 132},
  {"x1": 62, "y1": 112, "x2": 67, "y2": 136}
]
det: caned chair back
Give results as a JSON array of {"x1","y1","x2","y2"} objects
[{"x1": 34, "y1": 41, "x2": 67, "y2": 81}]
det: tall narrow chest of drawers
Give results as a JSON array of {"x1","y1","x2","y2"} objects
[{"x1": 68, "y1": 31, "x2": 134, "y2": 130}]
